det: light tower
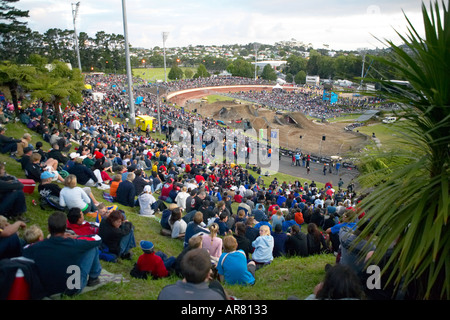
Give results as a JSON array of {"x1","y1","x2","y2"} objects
[
  {"x1": 71, "y1": 2, "x2": 82, "y2": 71},
  {"x1": 162, "y1": 32, "x2": 169, "y2": 82},
  {"x1": 121, "y1": 0, "x2": 135, "y2": 125},
  {"x1": 254, "y1": 42, "x2": 261, "y2": 81}
]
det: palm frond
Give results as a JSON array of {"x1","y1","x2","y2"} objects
[{"x1": 355, "y1": 1, "x2": 450, "y2": 299}]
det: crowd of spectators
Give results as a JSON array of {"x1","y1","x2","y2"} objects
[
  {"x1": 224, "y1": 88, "x2": 398, "y2": 119},
  {"x1": 0, "y1": 73, "x2": 388, "y2": 300}
]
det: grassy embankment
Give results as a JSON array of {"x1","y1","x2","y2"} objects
[{"x1": 1, "y1": 120, "x2": 335, "y2": 300}]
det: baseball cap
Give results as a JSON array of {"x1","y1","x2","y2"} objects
[
  {"x1": 140, "y1": 240, "x2": 154, "y2": 252},
  {"x1": 41, "y1": 171, "x2": 56, "y2": 180}
]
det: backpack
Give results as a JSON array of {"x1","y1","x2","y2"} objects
[
  {"x1": 98, "y1": 245, "x2": 118, "y2": 263},
  {"x1": 130, "y1": 263, "x2": 149, "y2": 279},
  {"x1": 40, "y1": 195, "x2": 66, "y2": 211}
]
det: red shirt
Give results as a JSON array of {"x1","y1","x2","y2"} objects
[
  {"x1": 161, "y1": 183, "x2": 173, "y2": 198},
  {"x1": 66, "y1": 220, "x2": 98, "y2": 236},
  {"x1": 268, "y1": 204, "x2": 280, "y2": 216},
  {"x1": 195, "y1": 174, "x2": 205, "y2": 184},
  {"x1": 94, "y1": 151, "x2": 104, "y2": 159},
  {"x1": 234, "y1": 194, "x2": 243, "y2": 203},
  {"x1": 137, "y1": 252, "x2": 168, "y2": 278}
]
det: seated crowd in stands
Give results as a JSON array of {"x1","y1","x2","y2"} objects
[{"x1": 0, "y1": 73, "x2": 383, "y2": 300}]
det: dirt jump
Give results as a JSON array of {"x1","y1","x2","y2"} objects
[{"x1": 166, "y1": 85, "x2": 368, "y2": 157}]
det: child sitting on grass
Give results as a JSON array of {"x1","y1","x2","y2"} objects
[
  {"x1": 23, "y1": 224, "x2": 44, "y2": 249},
  {"x1": 130, "y1": 240, "x2": 175, "y2": 279}
]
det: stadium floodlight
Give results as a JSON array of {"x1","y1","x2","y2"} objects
[
  {"x1": 71, "y1": 2, "x2": 82, "y2": 71},
  {"x1": 254, "y1": 42, "x2": 261, "y2": 81},
  {"x1": 358, "y1": 47, "x2": 368, "y2": 90},
  {"x1": 162, "y1": 32, "x2": 169, "y2": 82},
  {"x1": 121, "y1": 0, "x2": 135, "y2": 125}
]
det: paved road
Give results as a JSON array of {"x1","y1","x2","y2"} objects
[
  {"x1": 252, "y1": 154, "x2": 358, "y2": 188},
  {"x1": 275, "y1": 155, "x2": 358, "y2": 188}
]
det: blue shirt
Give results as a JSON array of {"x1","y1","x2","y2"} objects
[
  {"x1": 252, "y1": 235, "x2": 274, "y2": 263},
  {"x1": 282, "y1": 220, "x2": 300, "y2": 233},
  {"x1": 330, "y1": 222, "x2": 357, "y2": 234},
  {"x1": 254, "y1": 221, "x2": 271, "y2": 231},
  {"x1": 276, "y1": 196, "x2": 287, "y2": 207},
  {"x1": 217, "y1": 250, "x2": 255, "y2": 285}
]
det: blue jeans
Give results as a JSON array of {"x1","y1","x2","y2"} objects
[
  {"x1": 0, "y1": 191, "x2": 26, "y2": 218},
  {"x1": 119, "y1": 228, "x2": 136, "y2": 256},
  {"x1": 155, "y1": 251, "x2": 176, "y2": 271},
  {"x1": 78, "y1": 247, "x2": 102, "y2": 292}
]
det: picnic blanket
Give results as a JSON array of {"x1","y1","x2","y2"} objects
[{"x1": 45, "y1": 268, "x2": 128, "y2": 300}]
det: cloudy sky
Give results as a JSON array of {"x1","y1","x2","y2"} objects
[{"x1": 15, "y1": 0, "x2": 433, "y2": 51}]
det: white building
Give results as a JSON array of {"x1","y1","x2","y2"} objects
[
  {"x1": 252, "y1": 60, "x2": 287, "y2": 71},
  {"x1": 306, "y1": 75, "x2": 320, "y2": 86}
]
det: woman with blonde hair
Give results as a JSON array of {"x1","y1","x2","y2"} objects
[
  {"x1": 201, "y1": 223, "x2": 223, "y2": 263},
  {"x1": 251, "y1": 224, "x2": 274, "y2": 269},
  {"x1": 59, "y1": 174, "x2": 98, "y2": 213}
]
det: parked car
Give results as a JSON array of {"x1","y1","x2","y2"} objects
[{"x1": 382, "y1": 116, "x2": 397, "y2": 123}]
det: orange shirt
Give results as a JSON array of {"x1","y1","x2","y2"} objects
[
  {"x1": 294, "y1": 211, "x2": 304, "y2": 225},
  {"x1": 110, "y1": 180, "x2": 121, "y2": 197}
]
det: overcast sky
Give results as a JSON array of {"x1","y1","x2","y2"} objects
[{"x1": 15, "y1": 0, "x2": 433, "y2": 51}]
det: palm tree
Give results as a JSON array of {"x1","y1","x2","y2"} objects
[
  {"x1": 355, "y1": 1, "x2": 449, "y2": 299},
  {"x1": 0, "y1": 61, "x2": 36, "y2": 117},
  {"x1": 28, "y1": 59, "x2": 84, "y2": 130}
]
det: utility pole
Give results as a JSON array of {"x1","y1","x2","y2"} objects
[
  {"x1": 71, "y1": 2, "x2": 82, "y2": 71},
  {"x1": 359, "y1": 47, "x2": 368, "y2": 90},
  {"x1": 157, "y1": 84, "x2": 161, "y2": 134},
  {"x1": 121, "y1": 0, "x2": 135, "y2": 125},
  {"x1": 254, "y1": 42, "x2": 260, "y2": 81},
  {"x1": 162, "y1": 32, "x2": 169, "y2": 82}
]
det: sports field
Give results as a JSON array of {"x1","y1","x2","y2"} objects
[{"x1": 133, "y1": 67, "x2": 197, "y2": 82}]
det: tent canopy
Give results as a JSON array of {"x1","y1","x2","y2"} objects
[{"x1": 273, "y1": 83, "x2": 283, "y2": 90}]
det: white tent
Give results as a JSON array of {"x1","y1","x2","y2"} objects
[{"x1": 273, "y1": 83, "x2": 283, "y2": 90}]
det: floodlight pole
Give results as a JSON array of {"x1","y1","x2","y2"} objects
[
  {"x1": 157, "y1": 85, "x2": 161, "y2": 134},
  {"x1": 121, "y1": 0, "x2": 135, "y2": 125},
  {"x1": 254, "y1": 43, "x2": 260, "y2": 81},
  {"x1": 359, "y1": 48, "x2": 367, "y2": 90},
  {"x1": 162, "y1": 32, "x2": 169, "y2": 82},
  {"x1": 360, "y1": 53, "x2": 366, "y2": 89},
  {"x1": 71, "y1": 2, "x2": 82, "y2": 71}
]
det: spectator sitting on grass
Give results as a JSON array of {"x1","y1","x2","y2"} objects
[
  {"x1": 217, "y1": 235, "x2": 256, "y2": 286},
  {"x1": 131, "y1": 240, "x2": 175, "y2": 279},
  {"x1": 66, "y1": 207, "x2": 99, "y2": 236},
  {"x1": 0, "y1": 215, "x2": 26, "y2": 259},
  {"x1": 22, "y1": 224, "x2": 44, "y2": 249},
  {"x1": 305, "y1": 264, "x2": 365, "y2": 300},
  {"x1": 158, "y1": 247, "x2": 227, "y2": 300},
  {"x1": 23, "y1": 211, "x2": 102, "y2": 297},
  {"x1": 251, "y1": 224, "x2": 274, "y2": 270}
]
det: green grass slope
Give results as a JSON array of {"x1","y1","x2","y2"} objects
[{"x1": 1, "y1": 121, "x2": 334, "y2": 300}]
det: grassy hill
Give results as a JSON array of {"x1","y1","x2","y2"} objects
[
  {"x1": 133, "y1": 67, "x2": 197, "y2": 82},
  {"x1": 1, "y1": 121, "x2": 335, "y2": 300}
]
